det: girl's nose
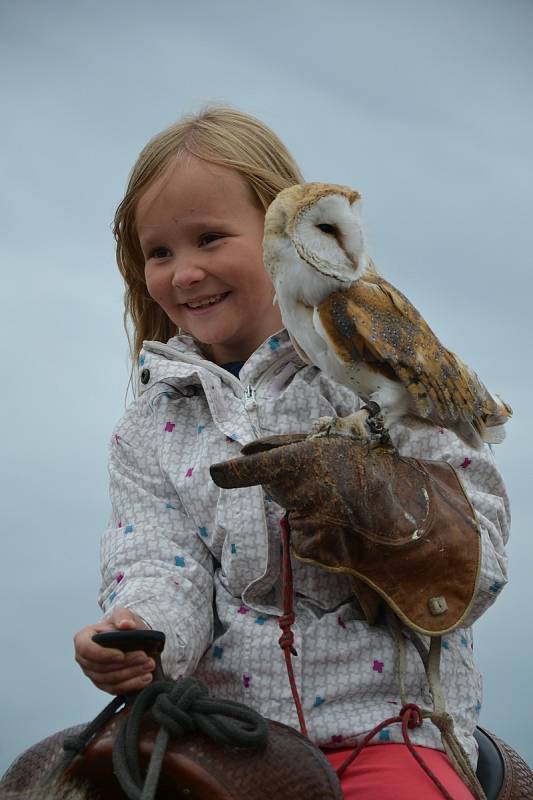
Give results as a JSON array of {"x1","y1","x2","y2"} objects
[{"x1": 171, "y1": 259, "x2": 206, "y2": 289}]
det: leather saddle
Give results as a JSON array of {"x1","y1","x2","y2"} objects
[
  {"x1": 1, "y1": 704, "x2": 531, "y2": 799},
  {"x1": 473, "y1": 726, "x2": 533, "y2": 800}
]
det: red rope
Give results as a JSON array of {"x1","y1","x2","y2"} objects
[
  {"x1": 278, "y1": 516, "x2": 458, "y2": 800},
  {"x1": 335, "y1": 704, "x2": 456, "y2": 799},
  {"x1": 278, "y1": 516, "x2": 308, "y2": 737}
]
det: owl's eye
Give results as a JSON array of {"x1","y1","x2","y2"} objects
[{"x1": 317, "y1": 223, "x2": 338, "y2": 235}]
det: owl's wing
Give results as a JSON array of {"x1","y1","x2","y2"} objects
[
  {"x1": 317, "y1": 273, "x2": 503, "y2": 433},
  {"x1": 277, "y1": 293, "x2": 328, "y2": 367}
]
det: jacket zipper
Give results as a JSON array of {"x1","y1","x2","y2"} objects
[
  {"x1": 243, "y1": 384, "x2": 257, "y2": 410},
  {"x1": 241, "y1": 350, "x2": 295, "y2": 412},
  {"x1": 143, "y1": 340, "x2": 296, "y2": 425}
]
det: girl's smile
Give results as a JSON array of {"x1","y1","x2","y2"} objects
[
  {"x1": 136, "y1": 156, "x2": 283, "y2": 364},
  {"x1": 182, "y1": 291, "x2": 230, "y2": 313}
]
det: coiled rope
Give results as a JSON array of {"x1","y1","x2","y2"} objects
[
  {"x1": 112, "y1": 677, "x2": 268, "y2": 800},
  {"x1": 55, "y1": 676, "x2": 267, "y2": 800}
]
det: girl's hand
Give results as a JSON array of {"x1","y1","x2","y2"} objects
[{"x1": 74, "y1": 607, "x2": 155, "y2": 695}]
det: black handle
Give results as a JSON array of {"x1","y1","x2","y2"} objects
[{"x1": 92, "y1": 629, "x2": 166, "y2": 681}]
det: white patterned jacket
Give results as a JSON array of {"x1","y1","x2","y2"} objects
[{"x1": 99, "y1": 330, "x2": 510, "y2": 764}]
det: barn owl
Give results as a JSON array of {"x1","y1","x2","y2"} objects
[{"x1": 263, "y1": 183, "x2": 512, "y2": 447}]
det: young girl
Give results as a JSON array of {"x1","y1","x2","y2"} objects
[{"x1": 74, "y1": 106, "x2": 509, "y2": 799}]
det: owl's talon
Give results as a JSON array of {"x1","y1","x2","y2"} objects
[
  {"x1": 309, "y1": 411, "x2": 370, "y2": 441},
  {"x1": 362, "y1": 401, "x2": 381, "y2": 418},
  {"x1": 309, "y1": 416, "x2": 336, "y2": 438},
  {"x1": 308, "y1": 407, "x2": 392, "y2": 445},
  {"x1": 360, "y1": 403, "x2": 392, "y2": 444}
]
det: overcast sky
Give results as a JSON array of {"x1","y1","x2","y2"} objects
[{"x1": 1, "y1": 0, "x2": 532, "y2": 775}]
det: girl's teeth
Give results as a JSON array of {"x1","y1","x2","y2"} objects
[{"x1": 188, "y1": 293, "x2": 225, "y2": 308}]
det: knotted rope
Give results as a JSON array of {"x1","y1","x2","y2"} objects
[
  {"x1": 52, "y1": 676, "x2": 267, "y2": 800},
  {"x1": 424, "y1": 638, "x2": 487, "y2": 800},
  {"x1": 335, "y1": 704, "x2": 457, "y2": 800},
  {"x1": 112, "y1": 676, "x2": 267, "y2": 800},
  {"x1": 279, "y1": 516, "x2": 308, "y2": 737}
]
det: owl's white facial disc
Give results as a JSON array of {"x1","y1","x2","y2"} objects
[
  {"x1": 276, "y1": 251, "x2": 342, "y2": 308},
  {"x1": 292, "y1": 194, "x2": 367, "y2": 283}
]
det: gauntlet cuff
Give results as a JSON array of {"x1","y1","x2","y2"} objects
[{"x1": 292, "y1": 458, "x2": 480, "y2": 635}]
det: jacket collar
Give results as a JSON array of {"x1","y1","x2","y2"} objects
[{"x1": 139, "y1": 329, "x2": 305, "y2": 393}]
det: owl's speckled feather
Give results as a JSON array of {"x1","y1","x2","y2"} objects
[
  {"x1": 263, "y1": 183, "x2": 512, "y2": 446},
  {"x1": 319, "y1": 262, "x2": 508, "y2": 437}
]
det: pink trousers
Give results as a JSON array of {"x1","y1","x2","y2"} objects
[{"x1": 323, "y1": 744, "x2": 476, "y2": 799}]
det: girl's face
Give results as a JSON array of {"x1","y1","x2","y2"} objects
[{"x1": 136, "y1": 156, "x2": 283, "y2": 364}]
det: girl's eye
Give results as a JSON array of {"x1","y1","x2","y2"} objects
[
  {"x1": 149, "y1": 246, "x2": 171, "y2": 260},
  {"x1": 199, "y1": 233, "x2": 223, "y2": 247}
]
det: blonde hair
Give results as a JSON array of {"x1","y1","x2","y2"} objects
[{"x1": 113, "y1": 105, "x2": 304, "y2": 364}]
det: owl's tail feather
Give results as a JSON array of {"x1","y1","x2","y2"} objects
[
  {"x1": 482, "y1": 424, "x2": 507, "y2": 445},
  {"x1": 455, "y1": 421, "x2": 485, "y2": 449},
  {"x1": 475, "y1": 393, "x2": 512, "y2": 444},
  {"x1": 482, "y1": 393, "x2": 512, "y2": 443},
  {"x1": 488, "y1": 394, "x2": 513, "y2": 423}
]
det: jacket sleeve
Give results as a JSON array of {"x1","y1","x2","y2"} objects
[
  {"x1": 390, "y1": 417, "x2": 510, "y2": 627},
  {"x1": 98, "y1": 397, "x2": 215, "y2": 679}
]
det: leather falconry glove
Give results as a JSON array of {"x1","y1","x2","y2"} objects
[{"x1": 210, "y1": 434, "x2": 481, "y2": 635}]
